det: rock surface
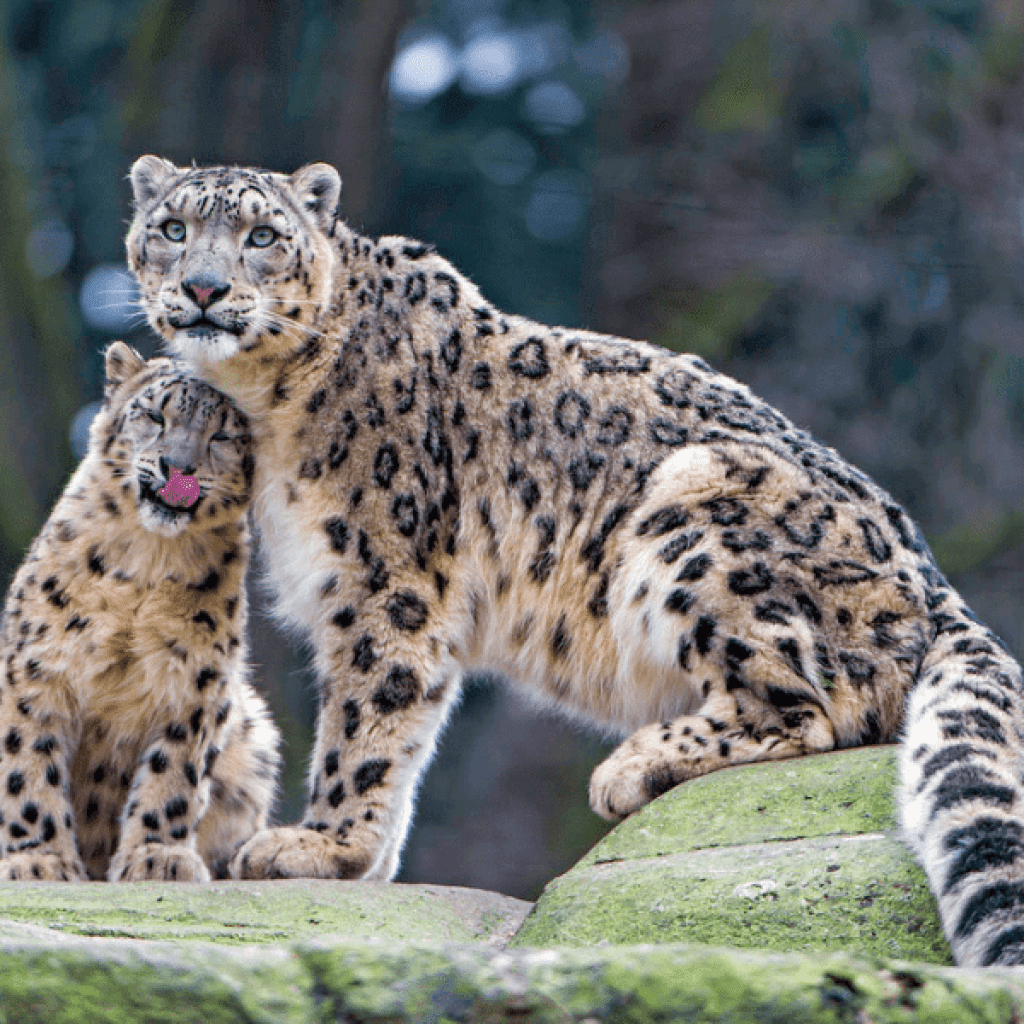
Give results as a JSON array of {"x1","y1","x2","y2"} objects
[
  {"x1": 513, "y1": 745, "x2": 951, "y2": 963},
  {"x1": 5, "y1": 745, "x2": 1024, "y2": 1022},
  {"x1": 0, "y1": 932, "x2": 1022, "y2": 1023},
  {"x1": 0, "y1": 878, "x2": 530, "y2": 947}
]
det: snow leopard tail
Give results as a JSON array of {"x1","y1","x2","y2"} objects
[{"x1": 900, "y1": 581, "x2": 1024, "y2": 967}]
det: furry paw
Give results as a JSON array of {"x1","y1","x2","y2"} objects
[
  {"x1": 589, "y1": 728, "x2": 687, "y2": 821},
  {"x1": 0, "y1": 851, "x2": 87, "y2": 881},
  {"x1": 109, "y1": 844, "x2": 211, "y2": 882},
  {"x1": 229, "y1": 826, "x2": 371, "y2": 880},
  {"x1": 589, "y1": 754, "x2": 681, "y2": 821}
]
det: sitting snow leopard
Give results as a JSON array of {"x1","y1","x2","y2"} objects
[
  {"x1": 0, "y1": 341, "x2": 280, "y2": 882},
  {"x1": 128, "y1": 155, "x2": 1024, "y2": 966}
]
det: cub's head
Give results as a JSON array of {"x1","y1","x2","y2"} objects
[
  {"x1": 125, "y1": 156, "x2": 341, "y2": 370},
  {"x1": 93, "y1": 342, "x2": 254, "y2": 538}
]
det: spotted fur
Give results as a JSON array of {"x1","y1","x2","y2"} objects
[
  {"x1": 128, "y1": 156, "x2": 1024, "y2": 965},
  {"x1": 0, "y1": 343, "x2": 280, "y2": 881}
]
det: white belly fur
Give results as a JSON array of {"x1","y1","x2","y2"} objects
[{"x1": 253, "y1": 468, "x2": 335, "y2": 636}]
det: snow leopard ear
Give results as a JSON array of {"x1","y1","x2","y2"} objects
[
  {"x1": 129, "y1": 155, "x2": 180, "y2": 209},
  {"x1": 288, "y1": 163, "x2": 342, "y2": 233},
  {"x1": 104, "y1": 341, "x2": 146, "y2": 399}
]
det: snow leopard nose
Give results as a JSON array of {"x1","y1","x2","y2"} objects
[
  {"x1": 183, "y1": 275, "x2": 229, "y2": 310},
  {"x1": 159, "y1": 456, "x2": 196, "y2": 479}
]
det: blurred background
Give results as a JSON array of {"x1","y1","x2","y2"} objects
[{"x1": 2, "y1": 0, "x2": 1024, "y2": 899}]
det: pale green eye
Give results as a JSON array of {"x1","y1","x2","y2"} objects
[
  {"x1": 162, "y1": 219, "x2": 186, "y2": 242},
  {"x1": 248, "y1": 226, "x2": 276, "y2": 248}
]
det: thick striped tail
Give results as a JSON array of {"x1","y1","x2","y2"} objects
[{"x1": 900, "y1": 590, "x2": 1024, "y2": 966}]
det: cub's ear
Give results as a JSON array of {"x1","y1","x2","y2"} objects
[
  {"x1": 104, "y1": 341, "x2": 146, "y2": 399},
  {"x1": 129, "y1": 155, "x2": 180, "y2": 209},
  {"x1": 288, "y1": 163, "x2": 342, "y2": 232}
]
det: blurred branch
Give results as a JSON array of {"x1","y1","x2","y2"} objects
[{"x1": 120, "y1": 0, "x2": 200, "y2": 142}]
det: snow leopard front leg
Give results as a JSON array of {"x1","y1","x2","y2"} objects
[
  {"x1": 195, "y1": 683, "x2": 281, "y2": 879},
  {"x1": 0, "y1": 663, "x2": 86, "y2": 882},
  {"x1": 108, "y1": 660, "x2": 240, "y2": 882},
  {"x1": 232, "y1": 587, "x2": 462, "y2": 880}
]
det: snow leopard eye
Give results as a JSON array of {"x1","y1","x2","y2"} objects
[
  {"x1": 248, "y1": 226, "x2": 276, "y2": 248},
  {"x1": 162, "y1": 219, "x2": 186, "y2": 242},
  {"x1": 146, "y1": 409, "x2": 165, "y2": 427},
  {"x1": 210, "y1": 431, "x2": 231, "y2": 444}
]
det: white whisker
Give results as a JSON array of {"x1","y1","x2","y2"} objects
[
  {"x1": 86, "y1": 301, "x2": 146, "y2": 312},
  {"x1": 257, "y1": 311, "x2": 329, "y2": 343}
]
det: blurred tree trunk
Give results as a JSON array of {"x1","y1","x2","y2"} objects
[
  {"x1": 0, "y1": 33, "x2": 80, "y2": 565},
  {"x1": 118, "y1": 0, "x2": 411, "y2": 230},
  {"x1": 322, "y1": 0, "x2": 410, "y2": 226}
]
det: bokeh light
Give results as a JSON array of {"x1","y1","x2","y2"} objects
[
  {"x1": 390, "y1": 34, "x2": 459, "y2": 106},
  {"x1": 525, "y1": 169, "x2": 587, "y2": 241},
  {"x1": 79, "y1": 265, "x2": 141, "y2": 333},
  {"x1": 523, "y1": 80, "x2": 586, "y2": 133},
  {"x1": 25, "y1": 219, "x2": 73, "y2": 278},
  {"x1": 473, "y1": 129, "x2": 536, "y2": 186}
]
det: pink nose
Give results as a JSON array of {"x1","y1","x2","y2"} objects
[{"x1": 184, "y1": 278, "x2": 228, "y2": 309}]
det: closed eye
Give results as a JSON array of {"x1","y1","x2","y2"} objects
[
  {"x1": 210, "y1": 431, "x2": 232, "y2": 443},
  {"x1": 146, "y1": 409, "x2": 165, "y2": 427}
]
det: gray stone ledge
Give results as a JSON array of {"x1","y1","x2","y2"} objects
[
  {"x1": 515, "y1": 745, "x2": 952, "y2": 963},
  {"x1": 0, "y1": 934, "x2": 1022, "y2": 1023},
  {"x1": 0, "y1": 878, "x2": 531, "y2": 947},
  {"x1": 0, "y1": 746, "x2": 979, "y2": 1020}
]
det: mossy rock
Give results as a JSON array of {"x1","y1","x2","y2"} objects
[
  {"x1": 0, "y1": 746, "x2": 975, "y2": 1021},
  {"x1": 0, "y1": 933, "x2": 1020, "y2": 1023},
  {"x1": 0, "y1": 878, "x2": 530, "y2": 947},
  {"x1": 513, "y1": 745, "x2": 952, "y2": 964}
]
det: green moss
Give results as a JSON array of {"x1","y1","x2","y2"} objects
[
  {"x1": 513, "y1": 747, "x2": 950, "y2": 963},
  {"x1": 0, "y1": 932, "x2": 1019, "y2": 1021},
  {"x1": 512, "y1": 830, "x2": 949, "y2": 963},
  {"x1": 0, "y1": 943, "x2": 310, "y2": 1024},
  {"x1": 0, "y1": 748, "x2": 988, "y2": 1016},
  {"x1": 0, "y1": 879, "x2": 529, "y2": 946},
  {"x1": 577, "y1": 745, "x2": 900, "y2": 868},
  {"x1": 286, "y1": 941, "x2": 1024, "y2": 1023}
]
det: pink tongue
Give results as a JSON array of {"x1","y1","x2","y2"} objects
[{"x1": 157, "y1": 468, "x2": 200, "y2": 509}]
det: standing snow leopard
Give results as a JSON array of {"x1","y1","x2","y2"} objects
[
  {"x1": 0, "y1": 342, "x2": 280, "y2": 881},
  {"x1": 128, "y1": 155, "x2": 1024, "y2": 966}
]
